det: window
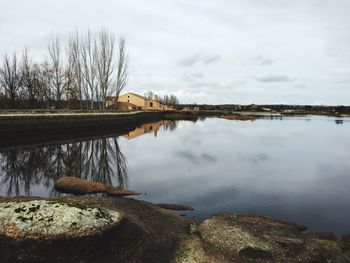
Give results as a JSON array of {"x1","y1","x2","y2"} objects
[{"x1": 150, "y1": 102, "x2": 153, "y2": 107}]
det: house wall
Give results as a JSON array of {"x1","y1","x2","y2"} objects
[
  {"x1": 118, "y1": 93, "x2": 145, "y2": 108},
  {"x1": 106, "y1": 92, "x2": 175, "y2": 111}
]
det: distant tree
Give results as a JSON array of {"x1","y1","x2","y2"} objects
[
  {"x1": 69, "y1": 31, "x2": 84, "y2": 109},
  {"x1": 115, "y1": 37, "x2": 128, "y2": 109},
  {"x1": 169, "y1": 94, "x2": 179, "y2": 105},
  {"x1": 96, "y1": 29, "x2": 115, "y2": 110},
  {"x1": 145, "y1": 91, "x2": 155, "y2": 100},
  {"x1": 81, "y1": 30, "x2": 98, "y2": 109},
  {"x1": 46, "y1": 37, "x2": 65, "y2": 108},
  {"x1": 20, "y1": 48, "x2": 42, "y2": 108},
  {"x1": 0, "y1": 53, "x2": 21, "y2": 108},
  {"x1": 65, "y1": 38, "x2": 78, "y2": 108},
  {"x1": 159, "y1": 93, "x2": 179, "y2": 106},
  {"x1": 0, "y1": 28, "x2": 130, "y2": 110}
]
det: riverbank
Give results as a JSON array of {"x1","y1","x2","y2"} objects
[
  {"x1": 0, "y1": 196, "x2": 349, "y2": 262},
  {"x1": 1, "y1": 109, "x2": 348, "y2": 150},
  {"x1": 0, "y1": 110, "x2": 223, "y2": 149}
]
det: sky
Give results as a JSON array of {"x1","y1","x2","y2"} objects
[{"x1": 0, "y1": 0, "x2": 350, "y2": 105}]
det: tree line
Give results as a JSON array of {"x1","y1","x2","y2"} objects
[
  {"x1": 144, "y1": 91, "x2": 179, "y2": 106},
  {"x1": 0, "y1": 29, "x2": 128, "y2": 110}
]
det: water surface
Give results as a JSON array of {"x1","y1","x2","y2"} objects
[{"x1": 1, "y1": 116, "x2": 350, "y2": 236}]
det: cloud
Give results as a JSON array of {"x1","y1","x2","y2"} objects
[
  {"x1": 177, "y1": 53, "x2": 221, "y2": 66},
  {"x1": 204, "y1": 55, "x2": 221, "y2": 64},
  {"x1": 192, "y1": 72, "x2": 203, "y2": 79},
  {"x1": 255, "y1": 56, "x2": 274, "y2": 66},
  {"x1": 254, "y1": 75, "x2": 293, "y2": 83},
  {"x1": 177, "y1": 53, "x2": 202, "y2": 66}
]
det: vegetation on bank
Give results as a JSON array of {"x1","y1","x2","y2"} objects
[{"x1": 179, "y1": 104, "x2": 350, "y2": 115}]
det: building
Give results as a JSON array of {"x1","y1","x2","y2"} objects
[{"x1": 106, "y1": 92, "x2": 174, "y2": 111}]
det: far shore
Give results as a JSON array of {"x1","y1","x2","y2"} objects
[{"x1": 0, "y1": 109, "x2": 348, "y2": 150}]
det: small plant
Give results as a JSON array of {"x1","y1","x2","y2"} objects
[{"x1": 189, "y1": 222, "x2": 198, "y2": 234}]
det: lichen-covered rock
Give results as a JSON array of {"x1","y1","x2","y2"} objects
[
  {"x1": 54, "y1": 176, "x2": 107, "y2": 194},
  {"x1": 0, "y1": 200, "x2": 120, "y2": 239},
  {"x1": 0, "y1": 196, "x2": 189, "y2": 263},
  {"x1": 198, "y1": 213, "x2": 350, "y2": 263}
]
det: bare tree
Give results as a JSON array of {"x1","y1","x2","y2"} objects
[
  {"x1": 96, "y1": 29, "x2": 115, "y2": 110},
  {"x1": 114, "y1": 37, "x2": 128, "y2": 109},
  {"x1": 32, "y1": 63, "x2": 49, "y2": 108},
  {"x1": 81, "y1": 31, "x2": 98, "y2": 109},
  {"x1": 169, "y1": 94, "x2": 179, "y2": 105},
  {"x1": 70, "y1": 31, "x2": 84, "y2": 109},
  {"x1": 145, "y1": 91, "x2": 155, "y2": 100},
  {"x1": 0, "y1": 53, "x2": 21, "y2": 108},
  {"x1": 21, "y1": 48, "x2": 40, "y2": 108},
  {"x1": 65, "y1": 38, "x2": 78, "y2": 108},
  {"x1": 0, "y1": 28, "x2": 130, "y2": 110},
  {"x1": 47, "y1": 37, "x2": 65, "y2": 108}
]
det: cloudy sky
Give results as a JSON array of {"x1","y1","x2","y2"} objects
[{"x1": 1, "y1": 0, "x2": 350, "y2": 105}]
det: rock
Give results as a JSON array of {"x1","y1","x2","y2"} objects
[
  {"x1": 341, "y1": 235, "x2": 350, "y2": 243},
  {"x1": 54, "y1": 177, "x2": 140, "y2": 197},
  {"x1": 0, "y1": 196, "x2": 188, "y2": 263},
  {"x1": 0, "y1": 200, "x2": 121, "y2": 240},
  {"x1": 306, "y1": 232, "x2": 337, "y2": 241},
  {"x1": 340, "y1": 235, "x2": 350, "y2": 251},
  {"x1": 54, "y1": 176, "x2": 107, "y2": 195},
  {"x1": 198, "y1": 213, "x2": 350, "y2": 263},
  {"x1": 106, "y1": 187, "x2": 141, "y2": 197},
  {"x1": 157, "y1": 203, "x2": 194, "y2": 211}
]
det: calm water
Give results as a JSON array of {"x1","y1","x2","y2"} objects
[{"x1": 1, "y1": 116, "x2": 350, "y2": 235}]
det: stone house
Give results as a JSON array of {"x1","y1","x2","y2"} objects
[{"x1": 106, "y1": 92, "x2": 174, "y2": 111}]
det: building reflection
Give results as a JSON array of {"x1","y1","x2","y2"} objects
[
  {"x1": 123, "y1": 120, "x2": 178, "y2": 139},
  {"x1": 0, "y1": 137, "x2": 127, "y2": 196}
]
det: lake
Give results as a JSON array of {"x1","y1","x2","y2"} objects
[{"x1": 1, "y1": 115, "x2": 350, "y2": 236}]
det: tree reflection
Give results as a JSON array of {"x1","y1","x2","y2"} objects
[{"x1": 0, "y1": 137, "x2": 127, "y2": 196}]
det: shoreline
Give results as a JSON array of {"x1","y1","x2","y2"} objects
[
  {"x1": 0, "y1": 110, "x2": 221, "y2": 149},
  {"x1": 0, "y1": 110, "x2": 347, "y2": 149}
]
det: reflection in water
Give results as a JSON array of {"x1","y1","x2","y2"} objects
[
  {"x1": 335, "y1": 119, "x2": 343, "y2": 125},
  {"x1": 0, "y1": 138, "x2": 127, "y2": 196},
  {"x1": 124, "y1": 120, "x2": 178, "y2": 139},
  {"x1": 0, "y1": 120, "x2": 179, "y2": 197}
]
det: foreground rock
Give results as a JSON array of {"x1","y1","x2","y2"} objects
[
  {"x1": 197, "y1": 214, "x2": 350, "y2": 263},
  {"x1": 2, "y1": 197, "x2": 350, "y2": 263},
  {"x1": 0, "y1": 196, "x2": 188, "y2": 263},
  {"x1": 54, "y1": 176, "x2": 140, "y2": 196},
  {"x1": 0, "y1": 200, "x2": 120, "y2": 240}
]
